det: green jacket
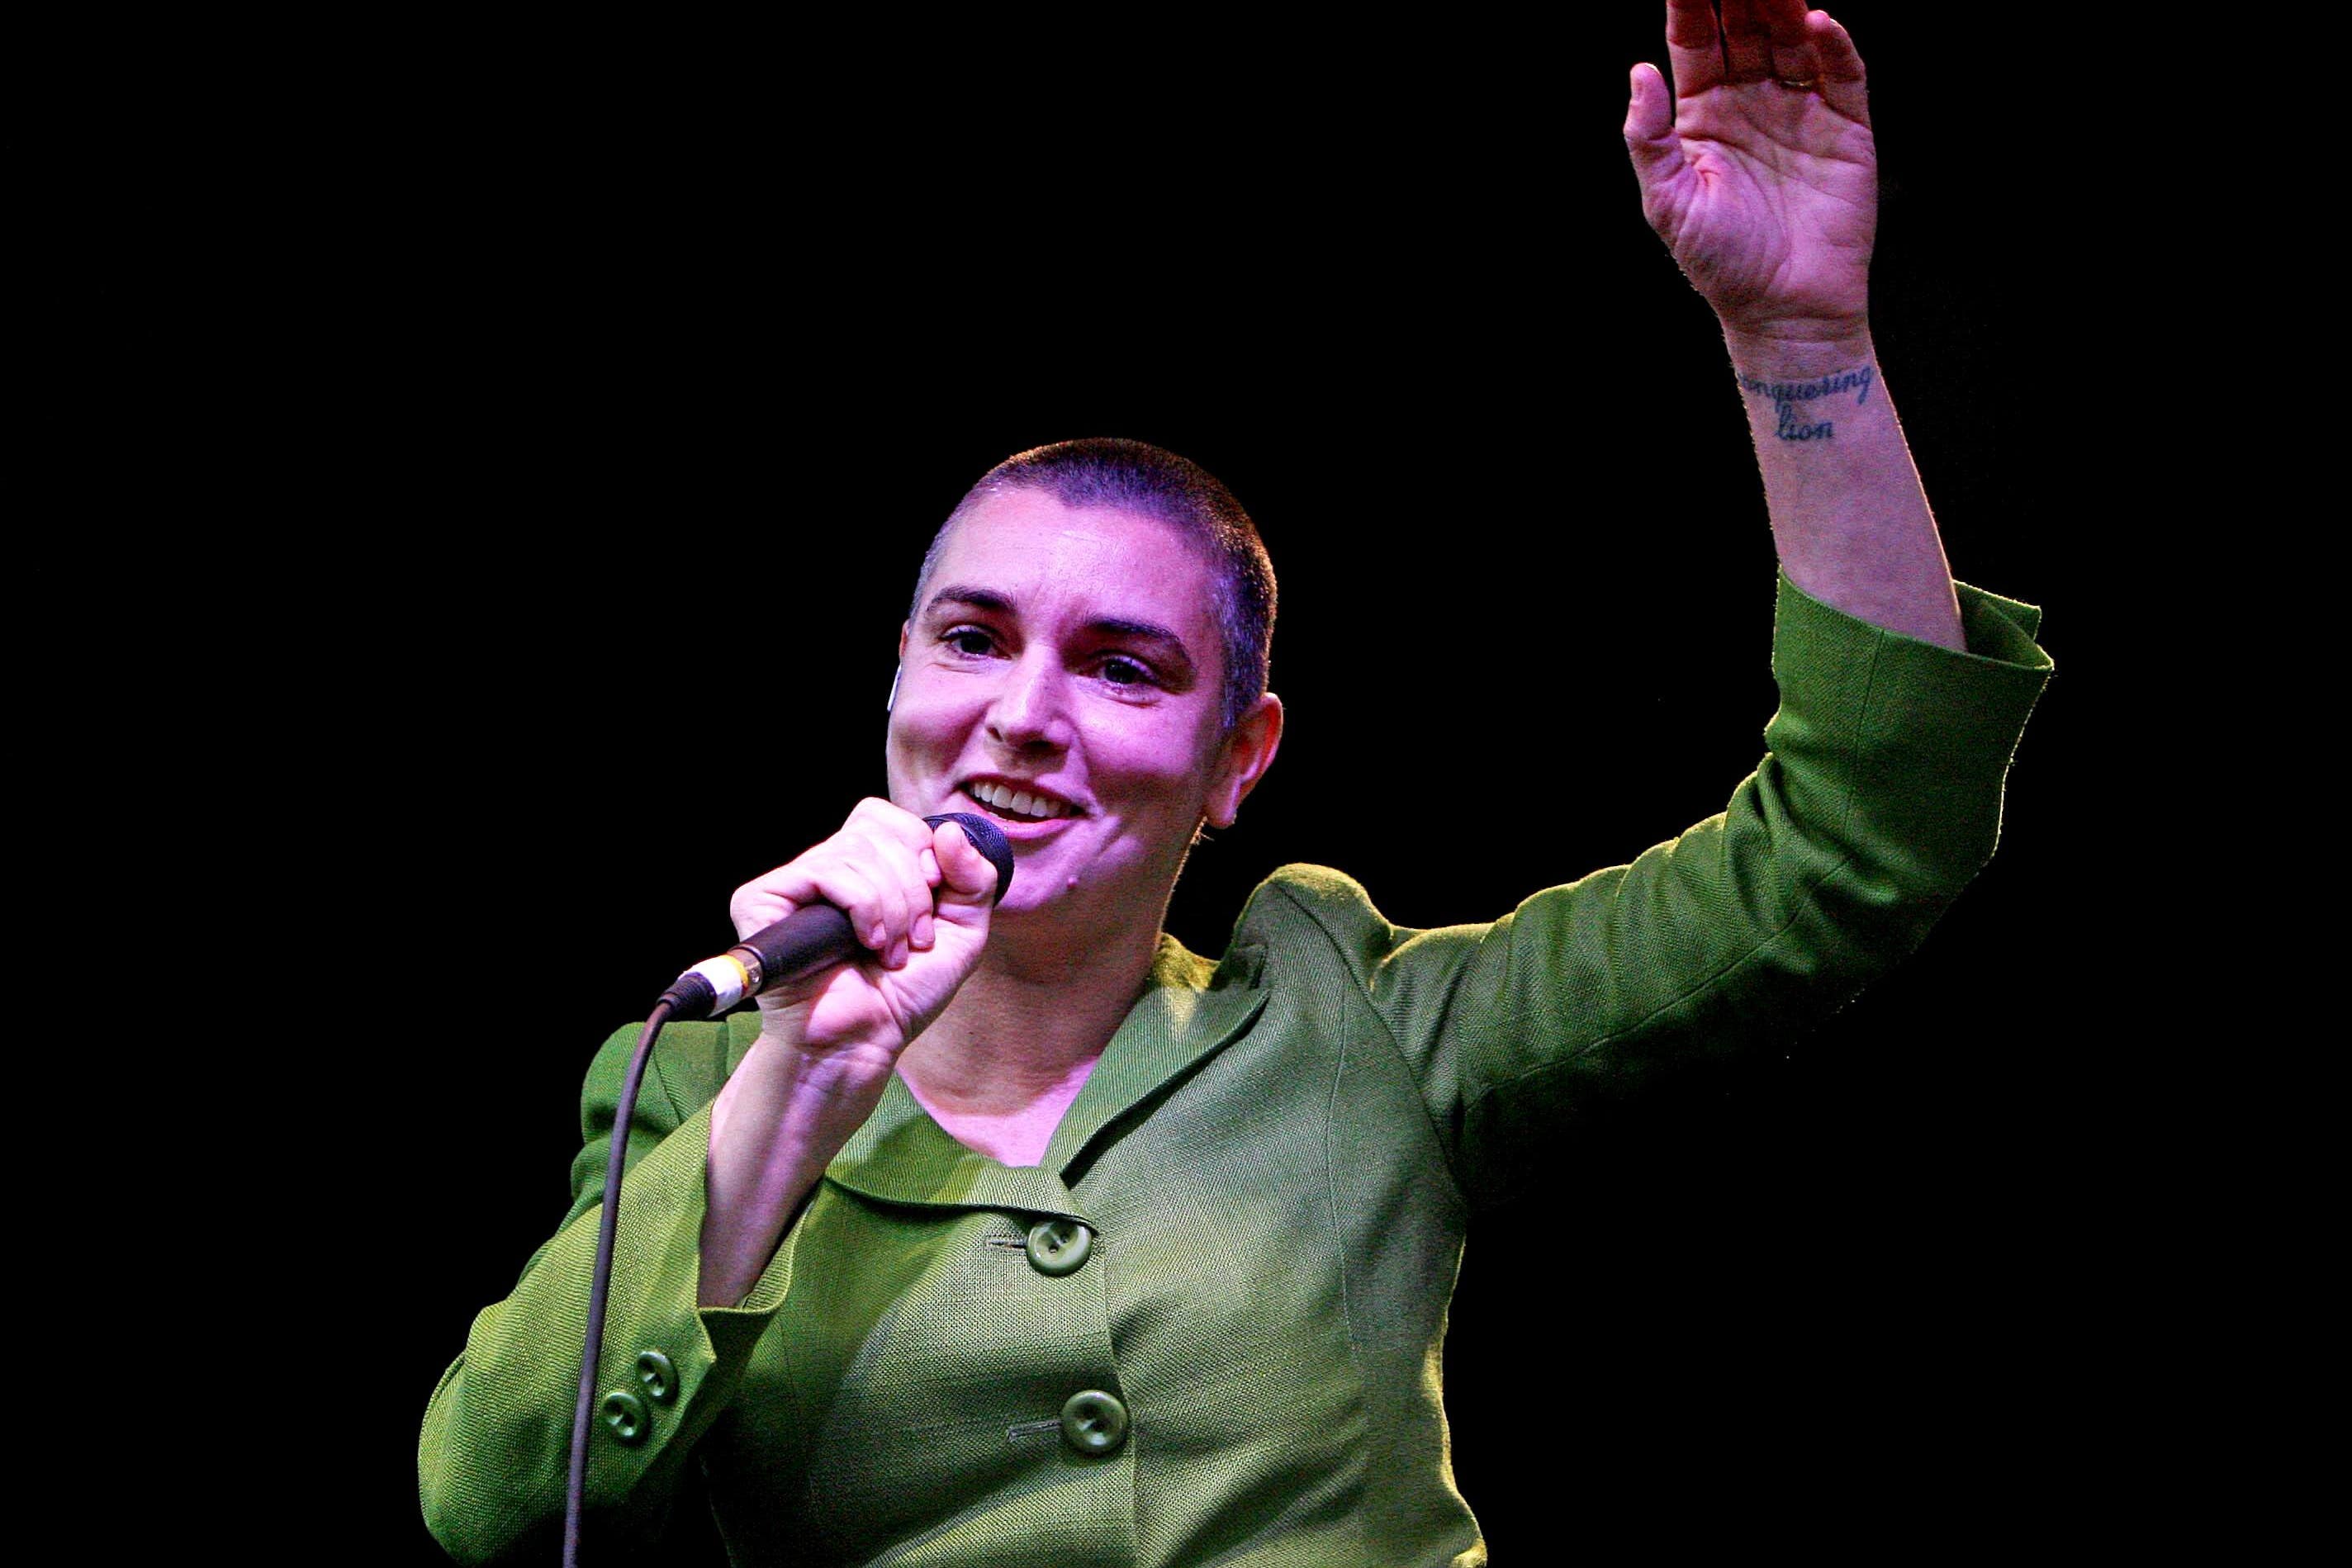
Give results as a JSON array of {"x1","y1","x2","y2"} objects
[{"x1": 421, "y1": 578, "x2": 2051, "y2": 1566}]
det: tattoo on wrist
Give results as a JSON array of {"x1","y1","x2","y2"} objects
[{"x1": 1733, "y1": 365, "x2": 1874, "y2": 442}]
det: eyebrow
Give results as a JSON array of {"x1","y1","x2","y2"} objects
[
  {"x1": 923, "y1": 586, "x2": 1014, "y2": 618},
  {"x1": 922, "y1": 585, "x2": 1200, "y2": 683}
]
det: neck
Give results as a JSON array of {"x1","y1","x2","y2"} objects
[{"x1": 899, "y1": 905, "x2": 1165, "y2": 1120}]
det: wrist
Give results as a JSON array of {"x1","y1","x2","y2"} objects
[
  {"x1": 758, "y1": 1027, "x2": 901, "y2": 1109},
  {"x1": 1721, "y1": 322, "x2": 1875, "y2": 378}
]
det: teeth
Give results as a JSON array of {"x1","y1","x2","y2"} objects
[{"x1": 970, "y1": 780, "x2": 1072, "y2": 821}]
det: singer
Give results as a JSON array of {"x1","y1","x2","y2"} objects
[{"x1": 421, "y1": 5, "x2": 2051, "y2": 1562}]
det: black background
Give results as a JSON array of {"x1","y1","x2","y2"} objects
[{"x1": 26, "y1": 6, "x2": 2123, "y2": 1559}]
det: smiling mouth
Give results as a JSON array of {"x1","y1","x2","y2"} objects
[{"x1": 965, "y1": 779, "x2": 1081, "y2": 822}]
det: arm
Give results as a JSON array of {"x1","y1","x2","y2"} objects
[
  {"x1": 700, "y1": 803, "x2": 1001, "y2": 1305},
  {"x1": 1626, "y1": 0, "x2": 1963, "y2": 649},
  {"x1": 1359, "y1": 578, "x2": 2049, "y2": 1210},
  {"x1": 420, "y1": 1021, "x2": 771, "y2": 1563},
  {"x1": 419, "y1": 804, "x2": 998, "y2": 1561},
  {"x1": 1344, "y1": 7, "x2": 2046, "y2": 1210}
]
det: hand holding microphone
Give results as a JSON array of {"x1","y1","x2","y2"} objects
[
  {"x1": 662, "y1": 803, "x2": 1014, "y2": 1022},
  {"x1": 566, "y1": 806, "x2": 1014, "y2": 1535}
]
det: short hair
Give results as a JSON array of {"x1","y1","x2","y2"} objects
[{"x1": 910, "y1": 438, "x2": 1277, "y2": 732}]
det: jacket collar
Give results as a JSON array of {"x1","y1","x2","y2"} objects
[{"x1": 823, "y1": 933, "x2": 1267, "y2": 1220}]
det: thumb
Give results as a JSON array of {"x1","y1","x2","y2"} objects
[
  {"x1": 932, "y1": 817, "x2": 1003, "y2": 912},
  {"x1": 1623, "y1": 62, "x2": 1682, "y2": 185}
]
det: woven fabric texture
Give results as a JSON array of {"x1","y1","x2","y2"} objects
[{"x1": 421, "y1": 576, "x2": 2051, "y2": 1566}]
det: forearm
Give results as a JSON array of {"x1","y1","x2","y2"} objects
[
  {"x1": 1724, "y1": 327, "x2": 1962, "y2": 651},
  {"x1": 698, "y1": 808, "x2": 1003, "y2": 1305},
  {"x1": 699, "y1": 1028, "x2": 890, "y2": 1306},
  {"x1": 424, "y1": 1073, "x2": 763, "y2": 1562},
  {"x1": 1378, "y1": 576, "x2": 2048, "y2": 1209}
]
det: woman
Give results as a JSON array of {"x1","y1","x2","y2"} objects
[{"x1": 422, "y1": 5, "x2": 2051, "y2": 1561}]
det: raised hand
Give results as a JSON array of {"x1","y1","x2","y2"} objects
[{"x1": 1625, "y1": 0, "x2": 1875, "y2": 343}]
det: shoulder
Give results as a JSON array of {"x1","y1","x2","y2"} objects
[
  {"x1": 1219, "y1": 864, "x2": 1464, "y2": 990},
  {"x1": 1230, "y1": 863, "x2": 1387, "y2": 941},
  {"x1": 580, "y1": 1009, "x2": 764, "y2": 1132}
]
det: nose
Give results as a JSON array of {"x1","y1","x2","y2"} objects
[{"x1": 987, "y1": 650, "x2": 1072, "y2": 754}]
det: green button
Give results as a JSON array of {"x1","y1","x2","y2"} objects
[
  {"x1": 635, "y1": 1349, "x2": 678, "y2": 1405},
  {"x1": 1059, "y1": 1390, "x2": 1128, "y2": 1455},
  {"x1": 601, "y1": 1390, "x2": 650, "y2": 1447},
  {"x1": 1025, "y1": 1218, "x2": 1093, "y2": 1277}
]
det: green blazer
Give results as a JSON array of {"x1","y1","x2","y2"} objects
[{"x1": 421, "y1": 578, "x2": 2051, "y2": 1566}]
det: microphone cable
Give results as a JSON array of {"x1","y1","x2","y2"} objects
[
  {"x1": 559, "y1": 811, "x2": 1012, "y2": 1564},
  {"x1": 563, "y1": 998, "x2": 670, "y2": 1568}
]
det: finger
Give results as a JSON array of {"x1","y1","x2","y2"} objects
[
  {"x1": 730, "y1": 869, "x2": 808, "y2": 943},
  {"x1": 931, "y1": 818, "x2": 1002, "y2": 911},
  {"x1": 909, "y1": 876, "x2": 938, "y2": 953},
  {"x1": 1624, "y1": 63, "x2": 1687, "y2": 186},
  {"x1": 844, "y1": 796, "x2": 943, "y2": 860},
  {"x1": 892, "y1": 827, "x2": 940, "y2": 955},
  {"x1": 1662, "y1": 0, "x2": 1726, "y2": 97},
  {"x1": 811, "y1": 858, "x2": 903, "y2": 962},
  {"x1": 1718, "y1": 0, "x2": 1774, "y2": 83},
  {"x1": 732, "y1": 804, "x2": 904, "y2": 940},
  {"x1": 1766, "y1": 7, "x2": 1818, "y2": 89},
  {"x1": 1808, "y1": 10, "x2": 1869, "y2": 126},
  {"x1": 842, "y1": 798, "x2": 943, "y2": 962},
  {"x1": 1756, "y1": 0, "x2": 1814, "y2": 42}
]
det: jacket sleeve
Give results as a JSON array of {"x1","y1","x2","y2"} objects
[
  {"x1": 1349, "y1": 574, "x2": 2051, "y2": 1210},
  {"x1": 418, "y1": 1010, "x2": 798, "y2": 1564}
]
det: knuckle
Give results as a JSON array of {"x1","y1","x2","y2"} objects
[{"x1": 849, "y1": 796, "x2": 920, "y2": 835}]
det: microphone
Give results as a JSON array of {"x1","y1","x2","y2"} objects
[{"x1": 657, "y1": 812, "x2": 1015, "y2": 1021}]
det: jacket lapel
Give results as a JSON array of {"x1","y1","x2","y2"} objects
[
  {"x1": 820, "y1": 935, "x2": 1267, "y2": 1218},
  {"x1": 1041, "y1": 935, "x2": 1267, "y2": 1174},
  {"x1": 823, "y1": 1076, "x2": 1081, "y2": 1216}
]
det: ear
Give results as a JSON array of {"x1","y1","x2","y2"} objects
[
  {"x1": 1203, "y1": 693, "x2": 1283, "y2": 830},
  {"x1": 898, "y1": 622, "x2": 910, "y2": 661}
]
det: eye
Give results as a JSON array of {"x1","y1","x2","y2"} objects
[
  {"x1": 1095, "y1": 655, "x2": 1157, "y2": 689},
  {"x1": 941, "y1": 626, "x2": 998, "y2": 658}
]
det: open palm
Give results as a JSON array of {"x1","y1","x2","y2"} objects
[{"x1": 1627, "y1": 0, "x2": 1877, "y2": 341}]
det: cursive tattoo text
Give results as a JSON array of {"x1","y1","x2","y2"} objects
[{"x1": 1733, "y1": 364, "x2": 1874, "y2": 441}]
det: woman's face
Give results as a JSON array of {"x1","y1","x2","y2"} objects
[{"x1": 886, "y1": 491, "x2": 1278, "y2": 930}]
